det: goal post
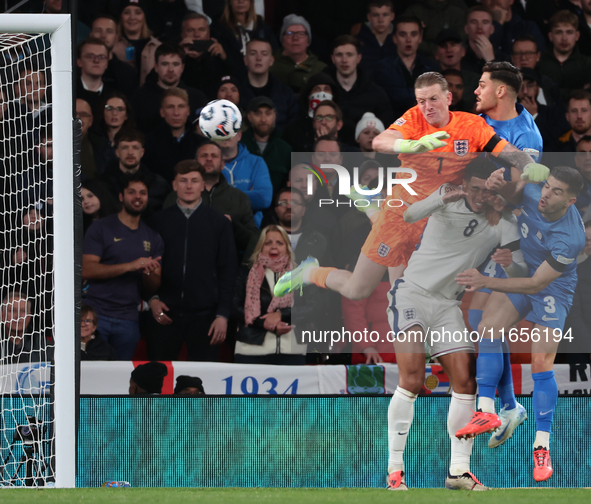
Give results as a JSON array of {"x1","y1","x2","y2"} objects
[{"x1": 0, "y1": 14, "x2": 76, "y2": 488}]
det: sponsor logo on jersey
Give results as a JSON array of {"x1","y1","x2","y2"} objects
[
  {"x1": 394, "y1": 117, "x2": 406, "y2": 126},
  {"x1": 377, "y1": 242, "x2": 391, "y2": 257},
  {"x1": 536, "y1": 230, "x2": 544, "y2": 242},
  {"x1": 556, "y1": 255, "x2": 575, "y2": 265},
  {"x1": 403, "y1": 308, "x2": 416, "y2": 321},
  {"x1": 454, "y1": 140, "x2": 469, "y2": 157}
]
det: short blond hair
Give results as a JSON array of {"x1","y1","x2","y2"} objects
[
  {"x1": 161, "y1": 87, "x2": 189, "y2": 107},
  {"x1": 415, "y1": 72, "x2": 448, "y2": 93}
]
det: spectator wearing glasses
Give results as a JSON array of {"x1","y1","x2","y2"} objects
[
  {"x1": 511, "y1": 35, "x2": 560, "y2": 108},
  {"x1": 270, "y1": 14, "x2": 327, "y2": 94},
  {"x1": 76, "y1": 38, "x2": 115, "y2": 119},
  {"x1": 80, "y1": 305, "x2": 117, "y2": 361},
  {"x1": 94, "y1": 92, "x2": 136, "y2": 175}
]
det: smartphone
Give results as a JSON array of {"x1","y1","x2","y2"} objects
[
  {"x1": 125, "y1": 46, "x2": 135, "y2": 61},
  {"x1": 190, "y1": 40, "x2": 214, "y2": 52}
]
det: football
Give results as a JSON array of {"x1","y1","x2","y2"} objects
[{"x1": 198, "y1": 99, "x2": 242, "y2": 140}]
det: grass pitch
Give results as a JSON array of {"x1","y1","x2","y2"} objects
[{"x1": 0, "y1": 488, "x2": 588, "y2": 504}]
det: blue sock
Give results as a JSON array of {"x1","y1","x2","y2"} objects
[
  {"x1": 497, "y1": 340, "x2": 517, "y2": 410},
  {"x1": 476, "y1": 338, "x2": 504, "y2": 400},
  {"x1": 468, "y1": 309, "x2": 482, "y2": 333},
  {"x1": 532, "y1": 370, "x2": 557, "y2": 433}
]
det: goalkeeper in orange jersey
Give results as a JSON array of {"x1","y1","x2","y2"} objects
[{"x1": 274, "y1": 71, "x2": 549, "y2": 301}]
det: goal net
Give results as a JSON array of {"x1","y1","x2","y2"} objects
[{"x1": 0, "y1": 15, "x2": 75, "y2": 488}]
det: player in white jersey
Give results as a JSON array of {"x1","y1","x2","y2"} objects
[{"x1": 386, "y1": 157, "x2": 527, "y2": 491}]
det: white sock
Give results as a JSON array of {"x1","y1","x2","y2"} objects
[
  {"x1": 448, "y1": 392, "x2": 476, "y2": 476},
  {"x1": 302, "y1": 265, "x2": 316, "y2": 284},
  {"x1": 478, "y1": 396, "x2": 496, "y2": 413},
  {"x1": 387, "y1": 386, "x2": 418, "y2": 473},
  {"x1": 534, "y1": 430, "x2": 550, "y2": 450}
]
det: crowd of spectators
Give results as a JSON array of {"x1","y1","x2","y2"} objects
[{"x1": 2, "y1": 0, "x2": 591, "y2": 369}]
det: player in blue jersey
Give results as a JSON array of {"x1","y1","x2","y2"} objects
[
  {"x1": 454, "y1": 166, "x2": 586, "y2": 482},
  {"x1": 469, "y1": 62, "x2": 545, "y2": 448}
]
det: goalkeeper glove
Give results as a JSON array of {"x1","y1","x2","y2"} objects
[
  {"x1": 393, "y1": 131, "x2": 450, "y2": 153},
  {"x1": 521, "y1": 163, "x2": 550, "y2": 183}
]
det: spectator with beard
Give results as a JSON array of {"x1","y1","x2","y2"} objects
[
  {"x1": 163, "y1": 142, "x2": 257, "y2": 256},
  {"x1": 82, "y1": 172, "x2": 164, "y2": 360},
  {"x1": 132, "y1": 44, "x2": 207, "y2": 133},
  {"x1": 144, "y1": 87, "x2": 204, "y2": 183},
  {"x1": 435, "y1": 30, "x2": 478, "y2": 112},
  {"x1": 100, "y1": 129, "x2": 170, "y2": 216},
  {"x1": 327, "y1": 35, "x2": 393, "y2": 146},
  {"x1": 216, "y1": 75, "x2": 242, "y2": 107},
  {"x1": 311, "y1": 100, "x2": 358, "y2": 152},
  {"x1": 538, "y1": 10, "x2": 591, "y2": 104},
  {"x1": 240, "y1": 97, "x2": 291, "y2": 193},
  {"x1": 239, "y1": 39, "x2": 298, "y2": 131},
  {"x1": 219, "y1": 129, "x2": 273, "y2": 227},
  {"x1": 178, "y1": 12, "x2": 233, "y2": 99},
  {"x1": 558, "y1": 90, "x2": 591, "y2": 151},
  {"x1": 147, "y1": 160, "x2": 237, "y2": 362},
  {"x1": 90, "y1": 15, "x2": 138, "y2": 98},
  {"x1": 282, "y1": 72, "x2": 339, "y2": 152}
]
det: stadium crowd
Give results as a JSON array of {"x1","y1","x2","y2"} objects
[{"x1": 1, "y1": 0, "x2": 591, "y2": 369}]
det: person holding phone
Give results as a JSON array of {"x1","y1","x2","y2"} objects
[{"x1": 178, "y1": 12, "x2": 234, "y2": 99}]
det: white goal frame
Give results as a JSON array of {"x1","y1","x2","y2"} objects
[{"x1": 0, "y1": 14, "x2": 76, "y2": 488}]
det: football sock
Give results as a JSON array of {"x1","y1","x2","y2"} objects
[
  {"x1": 532, "y1": 370, "x2": 557, "y2": 434},
  {"x1": 476, "y1": 338, "x2": 504, "y2": 412},
  {"x1": 534, "y1": 431, "x2": 550, "y2": 450},
  {"x1": 387, "y1": 386, "x2": 417, "y2": 473},
  {"x1": 306, "y1": 267, "x2": 336, "y2": 289},
  {"x1": 498, "y1": 339, "x2": 517, "y2": 410},
  {"x1": 468, "y1": 309, "x2": 482, "y2": 333},
  {"x1": 448, "y1": 392, "x2": 476, "y2": 476}
]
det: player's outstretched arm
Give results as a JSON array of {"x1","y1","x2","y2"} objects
[
  {"x1": 495, "y1": 143, "x2": 550, "y2": 182},
  {"x1": 372, "y1": 129, "x2": 403, "y2": 153},
  {"x1": 403, "y1": 185, "x2": 464, "y2": 223},
  {"x1": 456, "y1": 260, "x2": 561, "y2": 294}
]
